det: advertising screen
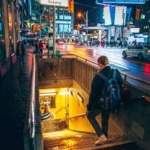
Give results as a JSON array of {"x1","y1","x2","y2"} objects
[
  {"x1": 103, "y1": 6, "x2": 112, "y2": 25},
  {"x1": 114, "y1": 6, "x2": 127, "y2": 25}
]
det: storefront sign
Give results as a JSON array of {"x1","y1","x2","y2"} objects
[
  {"x1": 130, "y1": 28, "x2": 140, "y2": 33},
  {"x1": 39, "y1": 0, "x2": 68, "y2": 7}
]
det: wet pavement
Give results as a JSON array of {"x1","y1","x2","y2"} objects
[
  {"x1": 43, "y1": 130, "x2": 143, "y2": 150},
  {"x1": 0, "y1": 53, "x2": 33, "y2": 150}
]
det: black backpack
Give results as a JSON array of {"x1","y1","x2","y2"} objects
[{"x1": 97, "y1": 69, "x2": 121, "y2": 114}]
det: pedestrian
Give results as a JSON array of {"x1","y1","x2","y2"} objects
[
  {"x1": 96, "y1": 40, "x2": 99, "y2": 47},
  {"x1": 16, "y1": 41, "x2": 25, "y2": 64},
  {"x1": 38, "y1": 40, "x2": 43, "y2": 54},
  {"x1": 100, "y1": 40, "x2": 104, "y2": 47},
  {"x1": 34, "y1": 39, "x2": 39, "y2": 53},
  {"x1": 86, "y1": 55, "x2": 123, "y2": 145}
]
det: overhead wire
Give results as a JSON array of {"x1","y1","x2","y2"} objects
[
  {"x1": 74, "y1": 2, "x2": 100, "y2": 13},
  {"x1": 74, "y1": 2, "x2": 98, "y2": 9}
]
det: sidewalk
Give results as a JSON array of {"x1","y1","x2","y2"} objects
[{"x1": 0, "y1": 53, "x2": 33, "y2": 150}]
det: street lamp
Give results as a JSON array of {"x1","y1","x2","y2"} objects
[{"x1": 77, "y1": 11, "x2": 88, "y2": 34}]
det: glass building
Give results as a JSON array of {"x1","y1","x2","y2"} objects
[{"x1": 27, "y1": 1, "x2": 74, "y2": 37}]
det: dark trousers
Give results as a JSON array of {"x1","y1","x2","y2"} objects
[
  {"x1": 40, "y1": 48, "x2": 43, "y2": 53},
  {"x1": 18, "y1": 54, "x2": 24, "y2": 63},
  {"x1": 87, "y1": 108, "x2": 110, "y2": 137}
]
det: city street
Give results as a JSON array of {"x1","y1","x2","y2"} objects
[{"x1": 57, "y1": 43, "x2": 150, "y2": 92}]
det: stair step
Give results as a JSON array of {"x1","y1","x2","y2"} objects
[{"x1": 43, "y1": 130, "x2": 137, "y2": 150}]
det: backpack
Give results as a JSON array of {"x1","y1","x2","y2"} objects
[{"x1": 97, "y1": 69, "x2": 121, "y2": 114}]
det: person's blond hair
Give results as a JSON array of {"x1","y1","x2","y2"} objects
[{"x1": 97, "y1": 55, "x2": 109, "y2": 65}]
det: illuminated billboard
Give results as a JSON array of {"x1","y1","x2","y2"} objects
[
  {"x1": 39, "y1": 0, "x2": 68, "y2": 7},
  {"x1": 96, "y1": 0, "x2": 145, "y2": 4},
  {"x1": 114, "y1": 6, "x2": 127, "y2": 25},
  {"x1": 130, "y1": 28, "x2": 140, "y2": 33},
  {"x1": 103, "y1": 6, "x2": 112, "y2": 25}
]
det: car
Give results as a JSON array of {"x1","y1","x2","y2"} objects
[{"x1": 122, "y1": 45, "x2": 150, "y2": 60}]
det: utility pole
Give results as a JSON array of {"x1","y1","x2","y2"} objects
[
  {"x1": 122, "y1": 9, "x2": 125, "y2": 41},
  {"x1": 53, "y1": 6, "x2": 56, "y2": 54},
  {"x1": 48, "y1": 6, "x2": 50, "y2": 55},
  {"x1": 86, "y1": 11, "x2": 88, "y2": 35}
]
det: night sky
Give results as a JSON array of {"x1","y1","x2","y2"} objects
[
  {"x1": 74, "y1": 0, "x2": 97, "y2": 12},
  {"x1": 74, "y1": 0, "x2": 99, "y2": 25},
  {"x1": 74, "y1": 0, "x2": 136, "y2": 26}
]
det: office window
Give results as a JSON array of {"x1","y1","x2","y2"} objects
[
  {"x1": 0, "y1": 23, "x2": 2, "y2": 31},
  {"x1": 59, "y1": 24, "x2": 63, "y2": 33},
  {"x1": 0, "y1": 9, "x2": 3, "y2": 38},
  {"x1": 55, "y1": 14, "x2": 57, "y2": 19},
  {"x1": 64, "y1": 24, "x2": 68, "y2": 32},
  {"x1": 64, "y1": 15, "x2": 71, "y2": 20},
  {"x1": 60, "y1": 15, "x2": 63, "y2": 19},
  {"x1": 141, "y1": 14, "x2": 145, "y2": 19}
]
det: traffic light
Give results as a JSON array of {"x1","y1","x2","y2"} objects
[
  {"x1": 136, "y1": 9, "x2": 140, "y2": 20},
  {"x1": 32, "y1": 24, "x2": 36, "y2": 32},
  {"x1": 32, "y1": 24, "x2": 41, "y2": 32},
  {"x1": 68, "y1": 0, "x2": 74, "y2": 13},
  {"x1": 35, "y1": 25, "x2": 40, "y2": 31}
]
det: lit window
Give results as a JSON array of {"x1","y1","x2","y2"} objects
[{"x1": 141, "y1": 14, "x2": 145, "y2": 19}]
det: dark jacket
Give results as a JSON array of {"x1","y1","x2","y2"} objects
[
  {"x1": 16, "y1": 42, "x2": 25, "y2": 56},
  {"x1": 87, "y1": 66, "x2": 123, "y2": 111}
]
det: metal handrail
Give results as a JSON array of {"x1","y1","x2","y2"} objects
[
  {"x1": 61, "y1": 54, "x2": 150, "y2": 87},
  {"x1": 37, "y1": 53, "x2": 150, "y2": 88},
  {"x1": 26, "y1": 55, "x2": 43, "y2": 150},
  {"x1": 55, "y1": 106, "x2": 66, "y2": 114},
  {"x1": 28, "y1": 55, "x2": 36, "y2": 139},
  {"x1": 68, "y1": 113, "x2": 86, "y2": 119}
]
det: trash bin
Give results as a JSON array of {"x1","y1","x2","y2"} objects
[{"x1": 55, "y1": 50, "x2": 61, "y2": 58}]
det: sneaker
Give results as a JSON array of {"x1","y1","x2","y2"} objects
[{"x1": 95, "y1": 134, "x2": 107, "y2": 145}]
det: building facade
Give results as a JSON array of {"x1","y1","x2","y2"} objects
[
  {"x1": 25, "y1": 2, "x2": 73, "y2": 37},
  {"x1": 0, "y1": 0, "x2": 20, "y2": 60},
  {"x1": 0, "y1": 0, "x2": 20, "y2": 75},
  {"x1": 135, "y1": 1, "x2": 150, "y2": 44}
]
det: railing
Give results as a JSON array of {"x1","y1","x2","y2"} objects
[
  {"x1": 68, "y1": 113, "x2": 86, "y2": 119},
  {"x1": 26, "y1": 55, "x2": 44, "y2": 150},
  {"x1": 60, "y1": 54, "x2": 150, "y2": 89},
  {"x1": 55, "y1": 106, "x2": 66, "y2": 114},
  {"x1": 29, "y1": 55, "x2": 36, "y2": 144}
]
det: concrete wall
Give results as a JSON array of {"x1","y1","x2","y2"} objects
[{"x1": 116, "y1": 83, "x2": 150, "y2": 150}]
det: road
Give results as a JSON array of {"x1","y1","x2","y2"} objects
[{"x1": 57, "y1": 44, "x2": 150, "y2": 92}]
